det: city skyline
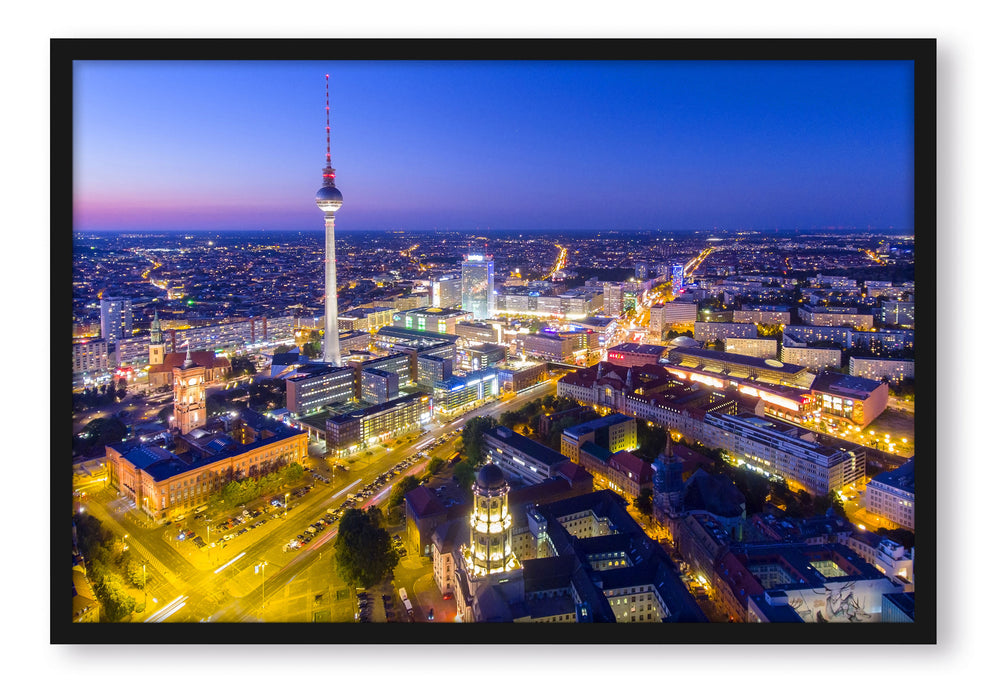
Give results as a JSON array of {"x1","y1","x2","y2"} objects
[
  {"x1": 73, "y1": 60, "x2": 914, "y2": 233},
  {"x1": 59, "y1": 41, "x2": 932, "y2": 643}
]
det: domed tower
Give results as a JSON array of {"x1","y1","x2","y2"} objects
[
  {"x1": 316, "y1": 74, "x2": 343, "y2": 367},
  {"x1": 463, "y1": 464, "x2": 519, "y2": 578}
]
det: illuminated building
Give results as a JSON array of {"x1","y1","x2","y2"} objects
[
  {"x1": 519, "y1": 331, "x2": 580, "y2": 362},
  {"x1": 106, "y1": 408, "x2": 307, "y2": 521},
  {"x1": 671, "y1": 263, "x2": 684, "y2": 291},
  {"x1": 454, "y1": 320, "x2": 501, "y2": 344},
  {"x1": 496, "y1": 288, "x2": 603, "y2": 319},
  {"x1": 72, "y1": 567, "x2": 100, "y2": 623},
  {"x1": 849, "y1": 328, "x2": 914, "y2": 354},
  {"x1": 72, "y1": 337, "x2": 109, "y2": 375},
  {"x1": 172, "y1": 347, "x2": 206, "y2": 435},
  {"x1": 560, "y1": 413, "x2": 637, "y2": 463},
  {"x1": 848, "y1": 356, "x2": 915, "y2": 383},
  {"x1": 724, "y1": 336, "x2": 778, "y2": 359},
  {"x1": 694, "y1": 321, "x2": 759, "y2": 343},
  {"x1": 431, "y1": 275, "x2": 462, "y2": 308},
  {"x1": 338, "y1": 330, "x2": 371, "y2": 353},
  {"x1": 464, "y1": 343, "x2": 506, "y2": 371},
  {"x1": 148, "y1": 309, "x2": 165, "y2": 367},
  {"x1": 779, "y1": 325, "x2": 850, "y2": 347},
  {"x1": 666, "y1": 347, "x2": 815, "y2": 388},
  {"x1": 432, "y1": 369, "x2": 499, "y2": 414},
  {"x1": 445, "y1": 488, "x2": 705, "y2": 623},
  {"x1": 496, "y1": 360, "x2": 547, "y2": 393},
  {"x1": 99, "y1": 296, "x2": 132, "y2": 347},
  {"x1": 461, "y1": 253, "x2": 494, "y2": 319},
  {"x1": 779, "y1": 336, "x2": 843, "y2": 372},
  {"x1": 360, "y1": 353, "x2": 412, "y2": 388},
  {"x1": 324, "y1": 391, "x2": 432, "y2": 455},
  {"x1": 482, "y1": 426, "x2": 572, "y2": 486},
  {"x1": 284, "y1": 363, "x2": 356, "y2": 416},
  {"x1": 148, "y1": 351, "x2": 231, "y2": 390},
  {"x1": 360, "y1": 367, "x2": 399, "y2": 404},
  {"x1": 734, "y1": 543, "x2": 901, "y2": 623},
  {"x1": 797, "y1": 305, "x2": 874, "y2": 330},
  {"x1": 393, "y1": 307, "x2": 473, "y2": 334},
  {"x1": 879, "y1": 301, "x2": 915, "y2": 328},
  {"x1": 417, "y1": 354, "x2": 454, "y2": 388},
  {"x1": 373, "y1": 326, "x2": 458, "y2": 361},
  {"x1": 603, "y1": 282, "x2": 625, "y2": 316},
  {"x1": 701, "y1": 412, "x2": 864, "y2": 496},
  {"x1": 653, "y1": 301, "x2": 697, "y2": 334},
  {"x1": 865, "y1": 458, "x2": 914, "y2": 531},
  {"x1": 337, "y1": 306, "x2": 395, "y2": 333},
  {"x1": 567, "y1": 316, "x2": 620, "y2": 348},
  {"x1": 847, "y1": 531, "x2": 914, "y2": 589},
  {"x1": 732, "y1": 308, "x2": 790, "y2": 325},
  {"x1": 811, "y1": 372, "x2": 888, "y2": 426},
  {"x1": 462, "y1": 464, "x2": 520, "y2": 578},
  {"x1": 576, "y1": 448, "x2": 653, "y2": 499},
  {"x1": 606, "y1": 342, "x2": 666, "y2": 368},
  {"x1": 316, "y1": 75, "x2": 344, "y2": 366}
]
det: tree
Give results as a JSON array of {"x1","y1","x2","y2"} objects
[
  {"x1": 230, "y1": 356, "x2": 256, "y2": 377},
  {"x1": 453, "y1": 460, "x2": 476, "y2": 490},
  {"x1": 94, "y1": 571, "x2": 136, "y2": 621},
  {"x1": 74, "y1": 417, "x2": 128, "y2": 453},
  {"x1": 334, "y1": 507, "x2": 399, "y2": 588},
  {"x1": 387, "y1": 476, "x2": 421, "y2": 523},
  {"x1": 425, "y1": 456, "x2": 444, "y2": 477},
  {"x1": 634, "y1": 419, "x2": 668, "y2": 462},
  {"x1": 634, "y1": 488, "x2": 653, "y2": 517},
  {"x1": 460, "y1": 416, "x2": 497, "y2": 467},
  {"x1": 302, "y1": 341, "x2": 321, "y2": 359}
]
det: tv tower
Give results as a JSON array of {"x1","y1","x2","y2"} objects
[{"x1": 316, "y1": 74, "x2": 343, "y2": 366}]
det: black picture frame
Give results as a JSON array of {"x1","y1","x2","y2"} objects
[{"x1": 52, "y1": 37, "x2": 935, "y2": 645}]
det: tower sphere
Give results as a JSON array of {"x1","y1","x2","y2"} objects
[
  {"x1": 475, "y1": 463, "x2": 507, "y2": 491},
  {"x1": 316, "y1": 186, "x2": 343, "y2": 212}
]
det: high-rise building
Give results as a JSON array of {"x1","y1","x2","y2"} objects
[
  {"x1": 99, "y1": 296, "x2": 132, "y2": 347},
  {"x1": 316, "y1": 75, "x2": 343, "y2": 366},
  {"x1": 461, "y1": 253, "x2": 494, "y2": 320},
  {"x1": 671, "y1": 263, "x2": 685, "y2": 291},
  {"x1": 432, "y1": 275, "x2": 462, "y2": 308}
]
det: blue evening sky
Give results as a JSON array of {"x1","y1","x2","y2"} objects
[{"x1": 73, "y1": 60, "x2": 914, "y2": 231}]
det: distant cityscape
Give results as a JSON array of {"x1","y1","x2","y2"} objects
[{"x1": 72, "y1": 225, "x2": 916, "y2": 626}]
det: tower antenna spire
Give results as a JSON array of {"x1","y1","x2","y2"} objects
[{"x1": 323, "y1": 73, "x2": 336, "y2": 187}]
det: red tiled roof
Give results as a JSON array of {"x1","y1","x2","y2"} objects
[
  {"x1": 405, "y1": 485, "x2": 446, "y2": 519},
  {"x1": 608, "y1": 451, "x2": 653, "y2": 483},
  {"x1": 150, "y1": 352, "x2": 232, "y2": 373}
]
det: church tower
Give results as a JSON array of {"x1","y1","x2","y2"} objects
[
  {"x1": 173, "y1": 345, "x2": 206, "y2": 435},
  {"x1": 463, "y1": 464, "x2": 519, "y2": 578},
  {"x1": 652, "y1": 433, "x2": 685, "y2": 529},
  {"x1": 149, "y1": 308, "x2": 165, "y2": 367}
]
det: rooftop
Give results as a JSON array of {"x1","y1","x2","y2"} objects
[
  {"x1": 869, "y1": 457, "x2": 915, "y2": 494},
  {"x1": 485, "y1": 426, "x2": 571, "y2": 468}
]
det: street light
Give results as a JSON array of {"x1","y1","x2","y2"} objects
[{"x1": 256, "y1": 560, "x2": 269, "y2": 610}]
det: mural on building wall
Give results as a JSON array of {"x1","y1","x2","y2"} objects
[{"x1": 788, "y1": 581, "x2": 875, "y2": 623}]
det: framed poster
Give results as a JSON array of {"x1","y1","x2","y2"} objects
[{"x1": 53, "y1": 38, "x2": 934, "y2": 644}]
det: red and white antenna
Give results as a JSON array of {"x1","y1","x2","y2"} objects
[{"x1": 323, "y1": 73, "x2": 336, "y2": 186}]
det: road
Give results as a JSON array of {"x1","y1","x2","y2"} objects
[{"x1": 79, "y1": 378, "x2": 560, "y2": 623}]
